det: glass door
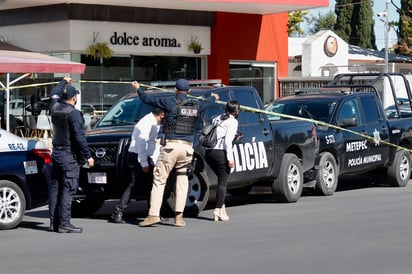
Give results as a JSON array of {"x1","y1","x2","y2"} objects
[{"x1": 229, "y1": 61, "x2": 277, "y2": 105}]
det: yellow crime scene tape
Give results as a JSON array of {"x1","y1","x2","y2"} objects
[{"x1": 2, "y1": 80, "x2": 412, "y2": 153}]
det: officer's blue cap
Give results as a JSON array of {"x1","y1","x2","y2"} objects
[
  {"x1": 62, "y1": 85, "x2": 80, "y2": 99},
  {"x1": 175, "y1": 79, "x2": 190, "y2": 91}
]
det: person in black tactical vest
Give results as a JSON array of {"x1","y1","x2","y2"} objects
[
  {"x1": 49, "y1": 82, "x2": 94, "y2": 233},
  {"x1": 134, "y1": 79, "x2": 219, "y2": 227},
  {"x1": 47, "y1": 76, "x2": 71, "y2": 232}
]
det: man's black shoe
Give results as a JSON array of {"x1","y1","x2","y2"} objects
[
  {"x1": 111, "y1": 212, "x2": 125, "y2": 224},
  {"x1": 58, "y1": 224, "x2": 83, "y2": 233}
]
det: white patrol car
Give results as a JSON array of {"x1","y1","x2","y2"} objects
[{"x1": 0, "y1": 128, "x2": 51, "y2": 230}]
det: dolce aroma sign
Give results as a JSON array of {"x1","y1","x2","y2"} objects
[{"x1": 110, "y1": 32, "x2": 181, "y2": 48}]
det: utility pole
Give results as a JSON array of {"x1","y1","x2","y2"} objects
[{"x1": 384, "y1": 0, "x2": 390, "y2": 73}]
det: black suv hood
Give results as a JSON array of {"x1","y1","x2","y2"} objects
[{"x1": 86, "y1": 125, "x2": 133, "y2": 142}]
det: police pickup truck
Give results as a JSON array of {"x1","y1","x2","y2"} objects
[
  {"x1": 75, "y1": 84, "x2": 318, "y2": 216},
  {"x1": 266, "y1": 73, "x2": 412, "y2": 196}
]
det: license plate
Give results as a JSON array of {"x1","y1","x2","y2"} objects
[{"x1": 87, "y1": 172, "x2": 107, "y2": 184}]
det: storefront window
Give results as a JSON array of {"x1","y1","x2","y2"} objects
[
  {"x1": 80, "y1": 55, "x2": 203, "y2": 107},
  {"x1": 229, "y1": 61, "x2": 276, "y2": 106}
]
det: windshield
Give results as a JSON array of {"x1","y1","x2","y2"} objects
[
  {"x1": 96, "y1": 97, "x2": 153, "y2": 127},
  {"x1": 266, "y1": 99, "x2": 338, "y2": 123}
]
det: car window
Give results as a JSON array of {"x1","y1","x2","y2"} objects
[
  {"x1": 359, "y1": 96, "x2": 380, "y2": 123},
  {"x1": 267, "y1": 99, "x2": 337, "y2": 123},
  {"x1": 338, "y1": 99, "x2": 361, "y2": 126},
  {"x1": 97, "y1": 97, "x2": 152, "y2": 127},
  {"x1": 232, "y1": 89, "x2": 261, "y2": 124},
  {"x1": 205, "y1": 92, "x2": 230, "y2": 121},
  {"x1": 266, "y1": 103, "x2": 284, "y2": 120}
]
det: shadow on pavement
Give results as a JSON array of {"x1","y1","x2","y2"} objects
[{"x1": 23, "y1": 171, "x2": 400, "y2": 227}]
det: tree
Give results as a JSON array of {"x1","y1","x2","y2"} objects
[
  {"x1": 350, "y1": 0, "x2": 376, "y2": 49},
  {"x1": 334, "y1": 0, "x2": 376, "y2": 49},
  {"x1": 307, "y1": 11, "x2": 336, "y2": 35},
  {"x1": 288, "y1": 10, "x2": 309, "y2": 37},
  {"x1": 396, "y1": 0, "x2": 412, "y2": 55},
  {"x1": 334, "y1": 0, "x2": 353, "y2": 42}
]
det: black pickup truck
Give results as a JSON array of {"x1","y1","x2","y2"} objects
[
  {"x1": 74, "y1": 85, "x2": 318, "y2": 216},
  {"x1": 266, "y1": 73, "x2": 412, "y2": 196}
]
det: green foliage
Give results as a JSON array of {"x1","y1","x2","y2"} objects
[
  {"x1": 85, "y1": 42, "x2": 113, "y2": 60},
  {"x1": 187, "y1": 36, "x2": 203, "y2": 53},
  {"x1": 334, "y1": 0, "x2": 376, "y2": 49},
  {"x1": 288, "y1": 10, "x2": 309, "y2": 36},
  {"x1": 350, "y1": 0, "x2": 376, "y2": 49},
  {"x1": 396, "y1": 0, "x2": 412, "y2": 55},
  {"x1": 85, "y1": 32, "x2": 113, "y2": 60},
  {"x1": 307, "y1": 11, "x2": 336, "y2": 35},
  {"x1": 334, "y1": 0, "x2": 353, "y2": 42}
]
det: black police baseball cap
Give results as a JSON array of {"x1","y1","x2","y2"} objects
[
  {"x1": 62, "y1": 85, "x2": 80, "y2": 99},
  {"x1": 175, "y1": 79, "x2": 190, "y2": 91}
]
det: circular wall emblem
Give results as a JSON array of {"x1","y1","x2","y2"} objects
[
  {"x1": 324, "y1": 35, "x2": 338, "y2": 57},
  {"x1": 95, "y1": 148, "x2": 106, "y2": 158}
]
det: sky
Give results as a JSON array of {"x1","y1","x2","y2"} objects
[{"x1": 305, "y1": 0, "x2": 401, "y2": 50}]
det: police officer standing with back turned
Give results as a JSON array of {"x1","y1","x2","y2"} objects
[
  {"x1": 48, "y1": 76, "x2": 71, "y2": 232},
  {"x1": 49, "y1": 80, "x2": 94, "y2": 233},
  {"x1": 134, "y1": 79, "x2": 219, "y2": 227}
]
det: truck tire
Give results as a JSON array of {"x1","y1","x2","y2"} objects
[
  {"x1": 0, "y1": 180, "x2": 26, "y2": 230},
  {"x1": 315, "y1": 152, "x2": 338, "y2": 196},
  {"x1": 162, "y1": 167, "x2": 209, "y2": 217},
  {"x1": 388, "y1": 149, "x2": 411, "y2": 187},
  {"x1": 71, "y1": 198, "x2": 105, "y2": 217},
  {"x1": 272, "y1": 153, "x2": 303, "y2": 203}
]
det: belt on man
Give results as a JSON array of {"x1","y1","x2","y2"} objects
[{"x1": 166, "y1": 139, "x2": 193, "y2": 146}]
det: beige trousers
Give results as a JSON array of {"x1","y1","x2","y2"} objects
[{"x1": 148, "y1": 141, "x2": 194, "y2": 216}]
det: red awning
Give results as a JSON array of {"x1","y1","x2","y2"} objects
[
  {"x1": 0, "y1": 50, "x2": 85, "y2": 74},
  {"x1": 0, "y1": 46, "x2": 85, "y2": 132}
]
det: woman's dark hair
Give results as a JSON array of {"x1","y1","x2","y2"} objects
[{"x1": 220, "y1": 100, "x2": 240, "y2": 120}]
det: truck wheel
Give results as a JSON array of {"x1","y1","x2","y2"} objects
[
  {"x1": 71, "y1": 198, "x2": 105, "y2": 217},
  {"x1": 162, "y1": 169, "x2": 209, "y2": 217},
  {"x1": 272, "y1": 153, "x2": 303, "y2": 203},
  {"x1": 315, "y1": 152, "x2": 338, "y2": 196},
  {"x1": 388, "y1": 150, "x2": 411, "y2": 187},
  {"x1": 0, "y1": 180, "x2": 26, "y2": 230}
]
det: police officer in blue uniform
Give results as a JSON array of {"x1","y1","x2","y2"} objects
[{"x1": 49, "y1": 79, "x2": 94, "y2": 233}]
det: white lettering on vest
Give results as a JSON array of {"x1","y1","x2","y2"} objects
[{"x1": 181, "y1": 108, "x2": 198, "y2": 117}]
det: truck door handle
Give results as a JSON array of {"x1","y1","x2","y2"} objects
[{"x1": 262, "y1": 129, "x2": 271, "y2": 135}]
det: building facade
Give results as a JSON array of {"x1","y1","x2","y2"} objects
[{"x1": 0, "y1": 1, "x2": 327, "y2": 109}]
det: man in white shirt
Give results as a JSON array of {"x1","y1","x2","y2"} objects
[{"x1": 111, "y1": 108, "x2": 165, "y2": 223}]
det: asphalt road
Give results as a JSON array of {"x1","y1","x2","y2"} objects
[{"x1": 2, "y1": 176, "x2": 412, "y2": 274}]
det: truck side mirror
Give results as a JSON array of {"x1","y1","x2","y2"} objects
[{"x1": 340, "y1": 117, "x2": 357, "y2": 127}]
